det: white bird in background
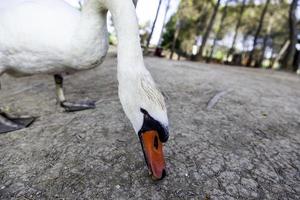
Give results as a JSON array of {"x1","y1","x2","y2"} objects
[{"x1": 0, "y1": 0, "x2": 169, "y2": 180}]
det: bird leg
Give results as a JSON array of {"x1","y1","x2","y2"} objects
[{"x1": 54, "y1": 74, "x2": 96, "y2": 112}]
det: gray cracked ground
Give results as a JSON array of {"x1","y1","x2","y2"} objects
[{"x1": 0, "y1": 51, "x2": 300, "y2": 200}]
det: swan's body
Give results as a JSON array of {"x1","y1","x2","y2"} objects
[
  {"x1": 0, "y1": 0, "x2": 108, "y2": 76},
  {"x1": 0, "y1": 0, "x2": 169, "y2": 180}
]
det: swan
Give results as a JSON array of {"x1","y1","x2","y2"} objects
[{"x1": 0, "y1": 0, "x2": 169, "y2": 180}]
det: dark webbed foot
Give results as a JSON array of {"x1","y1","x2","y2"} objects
[
  {"x1": 54, "y1": 74, "x2": 96, "y2": 112},
  {"x1": 0, "y1": 113, "x2": 36, "y2": 134},
  {"x1": 61, "y1": 100, "x2": 96, "y2": 112}
]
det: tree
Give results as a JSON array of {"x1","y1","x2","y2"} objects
[
  {"x1": 132, "y1": 0, "x2": 138, "y2": 7},
  {"x1": 226, "y1": 0, "x2": 246, "y2": 61},
  {"x1": 162, "y1": 0, "x2": 202, "y2": 58},
  {"x1": 272, "y1": 40, "x2": 290, "y2": 69},
  {"x1": 170, "y1": 20, "x2": 181, "y2": 59},
  {"x1": 282, "y1": 0, "x2": 298, "y2": 70},
  {"x1": 246, "y1": 0, "x2": 271, "y2": 67},
  {"x1": 257, "y1": 13, "x2": 273, "y2": 67},
  {"x1": 145, "y1": 0, "x2": 163, "y2": 51},
  {"x1": 208, "y1": 0, "x2": 229, "y2": 62},
  {"x1": 157, "y1": 0, "x2": 172, "y2": 47},
  {"x1": 161, "y1": 0, "x2": 291, "y2": 68},
  {"x1": 196, "y1": 0, "x2": 221, "y2": 60}
]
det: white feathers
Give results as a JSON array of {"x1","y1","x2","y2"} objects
[
  {"x1": 0, "y1": 0, "x2": 108, "y2": 76},
  {"x1": 118, "y1": 70, "x2": 168, "y2": 133},
  {"x1": 140, "y1": 76, "x2": 166, "y2": 111},
  {"x1": 0, "y1": 0, "x2": 168, "y2": 134}
]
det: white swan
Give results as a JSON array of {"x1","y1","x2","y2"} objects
[{"x1": 0, "y1": 0, "x2": 169, "y2": 180}]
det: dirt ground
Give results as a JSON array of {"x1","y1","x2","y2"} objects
[{"x1": 0, "y1": 51, "x2": 300, "y2": 200}]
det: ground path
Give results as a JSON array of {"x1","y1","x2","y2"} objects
[{"x1": 1, "y1": 51, "x2": 300, "y2": 199}]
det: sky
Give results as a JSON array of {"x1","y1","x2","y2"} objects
[
  {"x1": 136, "y1": 0, "x2": 180, "y2": 45},
  {"x1": 63, "y1": 0, "x2": 180, "y2": 45}
]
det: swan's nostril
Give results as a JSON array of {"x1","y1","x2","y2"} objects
[
  {"x1": 161, "y1": 169, "x2": 167, "y2": 180},
  {"x1": 154, "y1": 136, "x2": 159, "y2": 149}
]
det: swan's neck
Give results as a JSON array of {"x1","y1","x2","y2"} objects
[{"x1": 103, "y1": 0, "x2": 145, "y2": 78}]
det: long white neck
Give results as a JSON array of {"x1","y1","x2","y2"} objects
[
  {"x1": 102, "y1": 0, "x2": 145, "y2": 77},
  {"x1": 100, "y1": 0, "x2": 167, "y2": 133},
  {"x1": 77, "y1": 0, "x2": 168, "y2": 134}
]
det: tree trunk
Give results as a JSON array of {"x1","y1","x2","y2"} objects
[
  {"x1": 257, "y1": 15, "x2": 273, "y2": 67},
  {"x1": 145, "y1": 0, "x2": 163, "y2": 52},
  {"x1": 246, "y1": 0, "x2": 271, "y2": 67},
  {"x1": 157, "y1": 0, "x2": 171, "y2": 47},
  {"x1": 170, "y1": 21, "x2": 181, "y2": 60},
  {"x1": 132, "y1": 0, "x2": 138, "y2": 7},
  {"x1": 208, "y1": 0, "x2": 229, "y2": 63},
  {"x1": 196, "y1": 0, "x2": 221, "y2": 60},
  {"x1": 256, "y1": 36, "x2": 268, "y2": 67},
  {"x1": 282, "y1": 0, "x2": 298, "y2": 70},
  {"x1": 272, "y1": 40, "x2": 290, "y2": 69},
  {"x1": 226, "y1": 0, "x2": 246, "y2": 61},
  {"x1": 268, "y1": 45, "x2": 274, "y2": 68}
]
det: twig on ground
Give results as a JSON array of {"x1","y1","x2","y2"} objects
[{"x1": 207, "y1": 90, "x2": 228, "y2": 109}]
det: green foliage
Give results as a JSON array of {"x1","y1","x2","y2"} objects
[
  {"x1": 162, "y1": 14, "x2": 177, "y2": 50},
  {"x1": 162, "y1": 0, "x2": 215, "y2": 54},
  {"x1": 161, "y1": 0, "x2": 293, "y2": 64}
]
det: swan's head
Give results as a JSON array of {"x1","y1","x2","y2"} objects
[{"x1": 118, "y1": 70, "x2": 169, "y2": 180}]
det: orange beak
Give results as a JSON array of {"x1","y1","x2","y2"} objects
[{"x1": 140, "y1": 130, "x2": 166, "y2": 180}]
